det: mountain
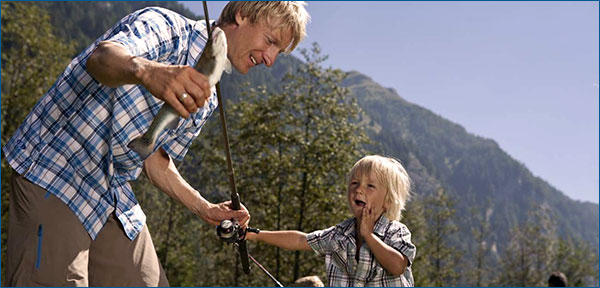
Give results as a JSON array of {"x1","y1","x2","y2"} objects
[
  {"x1": 341, "y1": 71, "x2": 599, "y2": 251},
  {"x1": 32, "y1": 1, "x2": 198, "y2": 52},
  {"x1": 219, "y1": 58, "x2": 599, "y2": 253},
  {"x1": 33, "y1": 0, "x2": 599, "y2": 255}
]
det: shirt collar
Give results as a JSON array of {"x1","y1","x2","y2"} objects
[
  {"x1": 339, "y1": 215, "x2": 390, "y2": 238},
  {"x1": 373, "y1": 214, "x2": 391, "y2": 237},
  {"x1": 341, "y1": 218, "x2": 356, "y2": 238}
]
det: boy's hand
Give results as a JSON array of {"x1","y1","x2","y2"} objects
[
  {"x1": 244, "y1": 230, "x2": 256, "y2": 241},
  {"x1": 359, "y1": 204, "x2": 384, "y2": 238}
]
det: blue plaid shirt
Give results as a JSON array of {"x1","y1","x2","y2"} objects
[
  {"x1": 3, "y1": 7, "x2": 218, "y2": 240},
  {"x1": 307, "y1": 216, "x2": 416, "y2": 287}
]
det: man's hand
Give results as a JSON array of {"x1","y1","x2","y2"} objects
[
  {"x1": 86, "y1": 41, "x2": 212, "y2": 119},
  {"x1": 139, "y1": 62, "x2": 212, "y2": 118},
  {"x1": 199, "y1": 200, "x2": 250, "y2": 229}
]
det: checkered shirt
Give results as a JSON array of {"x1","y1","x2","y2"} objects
[
  {"x1": 2, "y1": 7, "x2": 218, "y2": 240},
  {"x1": 307, "y1": 216, "x2": 416, "y2": 287}
]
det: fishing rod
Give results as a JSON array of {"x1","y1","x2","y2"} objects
[
  {"x1": 202, "y1": 2, "x2": 283, "y2": 287},
  {"x1": 200, "y1": 1, "x2": 250, "y2": 274}
]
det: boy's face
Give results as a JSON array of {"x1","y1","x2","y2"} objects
[
  {"x1": 225, "y1": 12, "x2": 292, "y2": 74},
  {"x1": 347, "y1": 170, "x2": 387, "y2": 219}
]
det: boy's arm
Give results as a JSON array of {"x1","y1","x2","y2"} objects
[
  {"x1": 360, "y1": 205, "x2": 409, "y2": 276},
  {"x1": 246, "y1": 230, "x2": 312, "y2": 251},
  {"x1": 363, "y1": 233, "x2": 409, "y2": 276}
]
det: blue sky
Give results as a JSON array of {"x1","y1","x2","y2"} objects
[{"x1": 181, "y1": 1, "x2": 599, "y2": 204}]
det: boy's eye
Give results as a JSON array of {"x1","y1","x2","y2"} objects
[{"x1": 368, "y1": 184, "x2": 376, "y2": 189}]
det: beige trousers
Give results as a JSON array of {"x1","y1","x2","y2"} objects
[{"x1": 6, "y1": 171, "x2": 169, "y2": 287}]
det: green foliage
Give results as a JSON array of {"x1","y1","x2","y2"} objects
[
  {"x1": 417, "y1": 187, "x2": 462, "y2": 286},
  {"x1": 2, "y1": 2, "x2": 598, "y2": 287},
  {"x1": 552, "y1": 237, "x2": 599, "y2": 287},
  {"x1": 32, "y1": 1, "x2": 199, "y2": 53},
  {"x1": 184, "y1": 43, "x2": 370, "y2": 286},
  {"x1": 1, "y1": 2, "x2": 76, "y2": 285},
  {"x1": 401, "y1": 194, "x2": 430, "y2": 286},
  {"x1": 496, "y1": 206, "x2": 559, "y2": 286},
  {"x1": 466, "y1": 201, "x2": 493, "y2": 286},
  {"x1": 496, "y1": 205, "x2": 599, "y2": 287}
]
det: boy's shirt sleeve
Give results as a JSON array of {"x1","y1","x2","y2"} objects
[
  {"x1": 306, "y1": 225, "x2": 337, "y2": 255},
  {"x1": 387, "y1": 224, "x2": 416, "y2": 267}
]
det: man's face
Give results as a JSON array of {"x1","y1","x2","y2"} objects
[
  {"x1": 347, "y1": 170, "x2": 387, "y2": 219},
  {"x1": 225, "y1": 12, "x2": 292, "y2": 74}
]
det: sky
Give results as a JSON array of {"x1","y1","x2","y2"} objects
[{"x1": 181, "y1": 1, "x2": 599, "y2": 204}]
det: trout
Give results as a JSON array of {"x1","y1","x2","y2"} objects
[{"x1": 128, "y1": 27, "x2": 231, "y2": 160}]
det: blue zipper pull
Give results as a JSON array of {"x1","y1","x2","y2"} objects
[{"x1": 36, "y1": 224, "x2": 43, "y2": 269}]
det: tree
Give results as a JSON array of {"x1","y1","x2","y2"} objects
[
  {"x1": 496, "y1": 205, "x2": 558, "y2": 286},
  {"x1": 551, "y1": 235, "x2": 599, "y2": 287},
  {"x1": 467, "y1": 201, "x2": 492, "y2": 286},
  {"x1": 1, "y1": 2, "x2": 75, "y2": 285},
  {"x1": 402, "y1": 194, "x2": 431, "y2": 286},
  {"x1": 188, "y1": 42, "x2": 370, "y2": 285},
  {"x1": 419, "y1": 187, "x2": 462, "y2": 286}
]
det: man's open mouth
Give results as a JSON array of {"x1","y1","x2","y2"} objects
[
  {"x1": 355, "y1": 200, "x2": 366, "y2": 207},
  {"x1": 250, "y1": 55, "x2": 258, "y2": 65}
]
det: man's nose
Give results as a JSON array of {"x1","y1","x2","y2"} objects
[{"x1": 263, "y1": 46, "x2": 279, "y2": 67}]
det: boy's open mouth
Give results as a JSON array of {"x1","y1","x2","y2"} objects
[{"x1": 355, "y1": 200, "x2": 366, "y2": 207}]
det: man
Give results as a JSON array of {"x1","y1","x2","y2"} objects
[{"x1": 3, "y1": 2, "x2": 310, "y2": 286}]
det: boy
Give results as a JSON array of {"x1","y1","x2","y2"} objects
[{"x1": 246, "y1": 155, "x2": 416, "y2": 286}]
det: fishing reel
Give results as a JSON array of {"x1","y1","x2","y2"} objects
[{"x1": 216, "y1": 219, "x2": 260, "y2": 243}]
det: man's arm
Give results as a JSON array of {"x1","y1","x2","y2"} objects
[
  {"x1": 86, "y1": 41, "x2": 211, "y2": 118},
  {"x1": 245, "y1": 230, "x2": 312, "y2": 251},
  {"x1": 143, "y1": 148, "x2": 249, "y2": 227}
]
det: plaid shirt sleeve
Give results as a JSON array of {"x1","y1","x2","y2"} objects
[
  {"x1": 387, "y1": 223, "x2": 416, "y2": 266},
  {"x1": 107, "y1": 7, "x2": 185, "y2": 62},
  {"x1": 307, "y1": 225, "x2": 337, "y2": 255},
  {"x1": 162, "y1": 128, "x2": 201, "y2": 161}
]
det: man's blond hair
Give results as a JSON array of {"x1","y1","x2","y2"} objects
[
  {"x1": 348, "y1": 155, "x2": 412, "y2": 221},
  {"x1": 217, "y1": 1, "x2": 310, "y2": 54}
]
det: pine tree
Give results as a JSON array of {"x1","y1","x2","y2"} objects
[
  {"x1": 420, "y1": 187, "x2": 462, "y2": 286},
  {"x1": 468, "y1": 202, "x2": 492, "y2": 286},
  {"x1": 402, "y1": 194, "x2": 431, "y2": 286},
  {"x1": 496, "y1": 205, "x2": 558, "y2": 286},
  {"x1": 187, "y1": 43, "x2": 370, "y2": 286},
  {"x1": 552, "y1": 236, "x2": 599, "y2": 287}
]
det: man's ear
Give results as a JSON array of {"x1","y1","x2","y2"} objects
[{"x1": 234, "y1": 10, "x2": 248, "y2": 26}]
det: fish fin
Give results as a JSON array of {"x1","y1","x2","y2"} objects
[{"x1": 223, "y1": 58, "x2": 232, "y2": 74}]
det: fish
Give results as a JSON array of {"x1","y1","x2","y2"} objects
[{"x1": 128, "y1": 27, "x2": 231, "y2": 160}]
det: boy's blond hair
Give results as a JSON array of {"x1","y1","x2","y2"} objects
[
  {"x1": 217, "y1": 1, "x2": 310, "y2": 54},
  {"x1": 348, "y1": 155, "x2": 411, "y2": 221}
]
